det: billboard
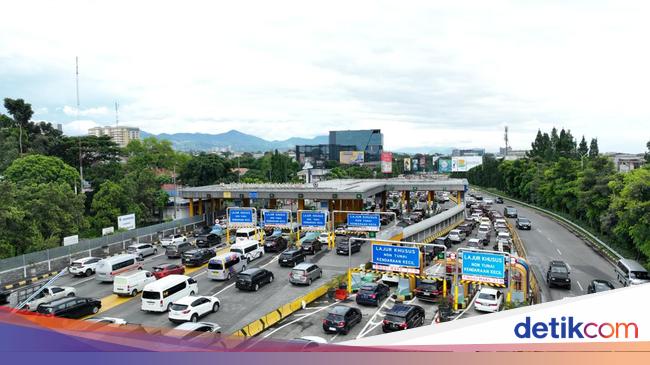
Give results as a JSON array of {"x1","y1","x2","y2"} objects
[
  {"x1": 63, "y1": 235, "x2": 79, "y2": 246},
  {"x1": 340, "y1": 151, "x2": 364, "y2": 165},
  {"x1": 461, "y1": 251, "x2": 506, "y2": 285},
  {"x1": 117, "y1": 213, "x2": 136, "y2": 230},
  {"x1": 372, "y1": 244, "x2": 421, "y2": 273},
  {"x1": 420, "y1": 156, "x2": 426, "y2": 171},
  {"x1": 403, "y1": 158, "x2": 411, "y2": 172},
  {"x1": 438, "y1": 158, "x2": 452, "y2": 173},
  {"x1": 452, "y1": 156, "x2": 483, "y2": 172},
  {"x1": 101, "y1": 227, "x2": 114, "y2": 236},
  {"x1": 347, "y1": 213, "x2": 381, "y2": 232},
  {"x1": 412, "y1": 158, "x2": 419, "y2": 171},
  {"x1": 381, "y1": 152, "x2": 392, "y2": 173}
]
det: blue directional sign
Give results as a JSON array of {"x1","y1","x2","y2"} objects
[
  {"x1": 372, "y1": 244, "x2": 420, "y2": 269},
  {"x1": 461, "y1": 251, "x2": 506, "y2": 284},
  {"x1": 263, "y1": 210, "x2": 289, "y2": 226},
  {"x1": 300, "y1": 211, "x2": 327, "y2": 229},
  {"x1": 228, "y1": 208, "x2": 254, "y2": 225},
  {"x1": 347, "y1": 213, "x2": 381, "y2": 232},
  {"x1": 249, "y1": 192, "x2": 258, "y2": 199}
]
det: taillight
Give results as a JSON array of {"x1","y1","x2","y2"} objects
[
  {"x1": 338, "y1": 321, "x2": 345, "y2": 327},
  {"x1": 322, "y1": 320, "x2": 328, "y2": 324},
  {"x1": 399, "y1": 323, "x2": 408, "y2": 329},
  {"x1": 182, "y1": 310, "x2": 190, "y2": 314},
  {"x1": 382, "y1": 320, "x2": 389, "y2": 325},
  {"x1": 160, "y1": 300, "x2": 163, "y2": 306},
  {"x1": 370, "y1": 294, "x2": 376, "y2": 299}
]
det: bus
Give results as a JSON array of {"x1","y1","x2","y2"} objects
[{"x1": 95, "y1": 254, "x2": 143, "y2": 282}]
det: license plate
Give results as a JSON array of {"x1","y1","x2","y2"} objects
[
  {"x1": 282, "y1": 259, "x2": 287, "y2": 262},
  {"x1": 328, "y1": 327, "x2": 336, "y2": 331},
  {"x1": 147, "y1": 301, "x2": 155, "y2": 304}
]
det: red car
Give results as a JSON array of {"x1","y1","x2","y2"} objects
[{"x1": 152, "y1": 264, "x2": 185, "y2": 279}]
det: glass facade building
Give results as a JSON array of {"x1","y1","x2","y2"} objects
[{"x1": 328, "y1": 129, "x2": 384, "y2": 162}]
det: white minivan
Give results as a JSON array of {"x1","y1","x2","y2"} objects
[
  {"x1": 235, "y1": 228, "x2": 259, "y2": 243},
  {"x1": 95, "y1": 254, "x2": 143, "y2": 282},
  {"x1": 208, "y1": 252, "x2": 247, "y2": 280},
  {"x1": 141, "y1": 275, "x2": 199, "y2": 312},
  {"x1": 230, "y1": 239, "x2": 264, "y2": 262},
  {"x1": 113, "y1": 270, "x2": 156, "y2": 297}
]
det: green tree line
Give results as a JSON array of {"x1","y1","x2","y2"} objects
[{"x1": 466, "y1": 127, "x2": 650, "y2": 266}]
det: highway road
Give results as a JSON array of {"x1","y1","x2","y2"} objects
[{"x1": 480, "y1": 194, "x2": 620, "y2": 301}]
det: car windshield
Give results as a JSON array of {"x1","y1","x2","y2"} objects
[
  {"x1": 238, "y1": 273, "x2": 251, "y2": 280},
  {"x1": 594, "y1": 282, "x2": 613, "y2": 291},
  {"x1": 519, "y1": 219, "x2": 530, "y2": 223},
  {"x1": 326, "y1": 314, "x2": 344, "y2": 321},
  {"x1": 478, "y1": 292, "x2": 496, "y2": 300},
  {"x1": 71, "y1": 262, "x2": 83, "y2": 267},
  {"x1": 209, "y1": 262, "x2": 223, "y2": 270},
  {"x1": 153, "y1": 267, "x2": 164, "y2": 272},
  {"x1": 551, "y1": 266, "x2": 568, "y2": 273},
  {"x1": 631, "y1": 271, "x2": 649, "y2": 280},
  {"x1": 127, "y1": 247, "x2": 137, "y2": 252},
  {"x1": 384, "y1": 314, "x2": 406, "y2": 323},
  {"x1": 170, "y1": 304, "x2": 188, "y2": 311},
  {"x1": 230, "y1": 248, "x2": 243, "y2": 254},
  {"x1": 359, "y1": 285, "x2": 376, "y2": 293},
  {"x1": 142, "y1": 291, "x2": 161, "y2": 300},
  {"x1": 417, "y1": 282, "x2": 438, "y2": 290}
]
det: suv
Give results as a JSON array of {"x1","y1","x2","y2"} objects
[
  {"x1": 414, "y1": 280, "x2": 445, "y2": 302},
  {"x1": 264, "y1": 234, "x2": 288, "y2": 253},
  {"x1": 434, "y1": 235, "x2": 451, "y2": 249},
  {"x1": 504, "y1": 206, "x2": 518, "y2": 218},
  {"x1": 69, "y1": 257, "x2": 102, "y2": 277},
  {"x1": 192, "y1": 226, "x2": 212, "y2": 237},
  {"x1": 547, "y1": 261, "x2": 571, "y2": 289},
  {"x1": 448, "y1": 229, "x2": 465, "y2": 244},
  {"x1": 382, "y1": 304, "x2": 425, "y2": 332},
  {"x1": 195, "y1": 233, "x2": 221, "y2": 248},
  {"x1": 235, "y1": 268, "x2": 274, "y2": 291},
  {"x1": 161, "y1": 234, "x2": 187, "y2": 248},
  {"x1": 279, "y1": 248, "x2": 306, "y2": 267},
  {"x1": 36, "y1": 297, "x2": 102, "y2": 319},
  {"x1": 336, "y1": 238, "x2": 361, "y2": 255},
  {"x1": 356, "y1": 282, "x2": 390, "y2": 306},
  {"x1": 322, "y1": 305, "x2": 362, "y2": 335},
  {"x1": 166, "y1": 242, "x2": 194, "y2": 259},
  {"x1": 495, "y1": 197, "x2": 504, "y2": 204},
  {"x1": 515, "y1": 217, "x2": 531, "y2": 230},
  {"x1": 301, "y1": 238, "x2": 323, "y2": 255},
  {"x1": 182, "y1": 248, "x2": 215, "y2": 267},
  {"x1": 289, "y1": 263, "x2": 322, "y2": 285},
  {"x1": 127, "y1": 243, "x2": 158, "y2": 259}
]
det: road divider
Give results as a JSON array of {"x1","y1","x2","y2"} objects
[{"x1": 232, "y1": 274, "x2": 347, "y2": 337}]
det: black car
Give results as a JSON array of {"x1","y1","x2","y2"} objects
[
  {"x1": 495, "y1": 197, "x2": 504, "y2": 204},
  {"x1": 515, "y1": 217, "x2": 532, "y2": 230},
  {"x1": 36, "y1": 297, "x2": 102, "y2": 319},
  {"x1": 192, "y1": 226, "x2": 212, "y2": 237},
  {"x1": 278, "y1": 248, "x2": 306, "y2": 267},
  {"x1": 195, "y1": 233, "x2": 222, "y2": 248},
  {"x1": 235, "y1": 268, "x2": 274, "y2": 291},
  {"x1": 587, "y1": 279, "x2": 615, "y2": 293},
  {"x1": 414, "y1": 280, "x2": 447, "y2": 302},
  {"x1": 181, "y1": 249, "x2": 215, "y2": 267},
  {"x1": 504, "y1": 206, "x2": 518, "y2": 218},
  {"x1": 264, "y1": 234, "x2": 288, "y2": 252},
  {"x1": 434, "y1": 235, "x2": 451, "y2": 249},
  {"x1": 336, "y1": 238, "x2": 361, "y2": 255},
  {"x1": 322, "y1": 305, "x2": 362, "y2": 335},
  {"x1": 356, "y1": 282, "x2": 390, "y2": 306},
  {"x1": 0, "y1": 289, "x2": 10, "y2": 305},
  {"x1": 547, "y1": 260, "x2": 571, "y2": 289},
  {"x1": 382, "y1": 304, "x2": 426, "y2": 332},
  {"x1": 301, "y1": 238, "x2": 323, "y2": 255}
]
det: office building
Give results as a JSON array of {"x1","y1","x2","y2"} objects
[
  {"x1": 452, "y1": 148, "x2": 485, "y2": 157},
  {"x1": 329, "y1": 129, "x2": 383, "y2": 162},
  {"x1": 88, "y1": 126, "x2": 140, "y2": 147}
]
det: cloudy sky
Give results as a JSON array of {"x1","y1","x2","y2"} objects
[{"x1": 1, "y1": 0, "x2": 649, "y2": 152}]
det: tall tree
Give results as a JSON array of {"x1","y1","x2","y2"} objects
[
  {"x1": 589, "y1": 138, "x2": 599, "y2": 158},
  {"x1": 179, "y1": 153, "x2": 234, "y2": 186},
  {"x1": 577, "y1": 136, "x2": 589, "y2": 157},
  {"x1": 645, "y1": 140, "x2": 650, "y2": 164},
  {"x1": 90, "y1": 181, "x2": 134, "y2": 232},
  {"x1": 4, "y1": 154, "x2": 80, "y2": 190},
  {"x1": 3, "y1": 98, "x2": 33, "y2": 155}
]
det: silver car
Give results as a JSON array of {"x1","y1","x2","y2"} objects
[
  {"x1": 289, "y1": 263, "x2": 322, "y2": 285},
  {"x1": 127, "y1": 243, "x2": 158, "y2": 259}
]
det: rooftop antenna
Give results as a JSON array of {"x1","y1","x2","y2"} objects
[
  {"x1": 504, "y1": 125, "x2": 509, "y2": 158},
  {"x1": 76, "y1": 56, "x2": 84, "y2": 191},
  {"x1": 115, "y1": 101, "x2": 119, "y2": 127}
]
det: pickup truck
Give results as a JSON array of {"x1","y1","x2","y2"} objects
[{"x1": 22, "y1": 286, "x2": 77, "y2": 311}]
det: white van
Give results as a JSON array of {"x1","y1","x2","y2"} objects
[
  {"x1": 113, "y1": 270, "x2": 156, "y2": 297},
  {"x1": 141, "y1": 275, "x2": 199, "y2": 312},
  {"x1": 235, "y1": 228, "x2": 259, "y2": 244},
  {"x1": 95, "y1": 254, "x2": 143, "y2": 282},
  {"x1": 208, "y1": 252, "x2": 247, "y2": 280},
  {"x1": 615, "y1": 259, "x2": 650, "y2": 286},
  {"x1": 230, "y1": 239, "x2": 264, "y2": 262}
]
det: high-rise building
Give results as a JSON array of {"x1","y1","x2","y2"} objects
[
  {"x1": 328, "y1": 129, "x2": 383, "y2": 162},
  {"x1": 451, "y1": 148, "x2": 485, "y2": 157},
  {"x1": 88, "y1": 126, "x2": 140, "y2": 147}
]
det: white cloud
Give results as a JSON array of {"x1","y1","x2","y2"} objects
[
  {"x1": 62, "y1": 119, "x2": 100, "y2": 136},
  {"x1": 1, "y1": 0, "x2": 649, "y2": 152}
]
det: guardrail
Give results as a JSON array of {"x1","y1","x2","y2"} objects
[
  {"x1": 0, "y1": 215, "x2": 205, "y2": 287},
  {"x1": 505, "y1": 220, "x2": 541, "y2": 305},
  {"x1": 232, "y1": 274, "x2": 347, "y2": 337},
  {"x1": 475, "y1": 187, "x2": 623, "y2": 263}
]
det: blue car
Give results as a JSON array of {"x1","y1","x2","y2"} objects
[{"x1": 355, "y1": 282, "x2": 390, "y2": 306}]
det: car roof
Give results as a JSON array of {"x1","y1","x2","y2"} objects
[
  {"x1": 173, "y1": 296, "x2": 203, "y2": 305},
  {"x1": 74, "y1": 257, "x2": 99, "y2": 262},
  {"x1": 479, "y1": 287, "x2": 499, "y2": 295},
  {"x1": 241, "y1": 268, "x2": 262, "y2": 274},
  {"x1": 386, "y1": 304, "x2": 421, "y2": 315},
  {"x1": 293, "y1": 263, "x2": 315, "y2": 270},
  {"x1": 154, "y1": 263, "x2": 178, "y2": 269},
  {"x1": 329, "y1": 305, "x2": 353, "y2": 315},
  {"x1": 116, "y1": 270, "x2": 149, "y2": 278},
  {"x1": 550, "y1": 260, "x2": 567, "y2": 267},
  {"x1": 283, "y1": 248, "x2": 301, "y2": 253}
]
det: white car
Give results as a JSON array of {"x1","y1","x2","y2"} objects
[
  {"x1": 470, "y1": 213, "x2": 482, "y2": 222},
  {"x1": 468, "y1": 238, "x2": 481, "y2": 248},
  {"x1": 484, "y1": 199, "x2": 494, "y2": 205},
  {"x1": 475, "y1": 287, "x2": 503, "y2": 313},
  {"x1": 479, "y1": 217, "x2": 492, "y2": 228},
  {"x1": 85, "y1": 317, "x2": 128, "y2": 325},
  {"x1": 22, "y1": 286, "x2": 77, "y2": 311},
  {"x1": 126, "y1": 243, "x2": 158, "y2": 259},
  {"x1": 448, "y1": 229, "x2": 465, "y2": 243},
  {"x1": 161, "y1": 234, "x2": 187, "y2": 248},
  {"x1": 69, "y1": 257, "x2": 102, "y2": 277},
  {"x1": 168, "y1": 295, "x2": 221, "y2": 323},
  {"x1": 318, "y1": 233, "x2": 329, "y2": 245}
]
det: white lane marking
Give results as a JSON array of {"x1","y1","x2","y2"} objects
[
  {"x1": 556, "y1": 248, "x2": 562, "y2": 255},
  {"x1": 356, "y1": 296, "x2": 393, "y2": 339},
  {"x1": 565, "y1": 263, "x2": 572, "y2": 271},
  {"x1": 192, "y1": 271, "x2": 207, "y2": 278},
  {"x1": 70, "y1": 275, "x2": 98, "y2": 286},
  {"x1": 261, "y1": 300, "x2": 339, "y2": 338},
  {"x1": 330, "y1": 333, "x2": 339, "y2": 342},
  {"x1": 576, "y1": 281, "x2": 583, "y2": 292},
  {"x1": 213, "y1": 283, "x2": 235, "y2": 295}
]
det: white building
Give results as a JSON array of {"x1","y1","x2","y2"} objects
[{"x1": 88, "y1": 126, "x2": 140, "y2": 148}]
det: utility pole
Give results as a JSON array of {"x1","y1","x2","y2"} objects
[
  {"x1": 115, "y1": 101, "x2": 119, "y2": 127},
  {"x1": 504, "y1": 126, "x2": 509, "y2": 159},
  {"x1": 76, "y1": 56, "x2": 84, "y2": 192},
  {"x1": 173, "y1": 165, "x2": 178, "y2": 219}
]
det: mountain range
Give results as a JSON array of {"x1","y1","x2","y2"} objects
[{"x1": 140, "y1": 129, "x2": 328, "y2": 152}]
